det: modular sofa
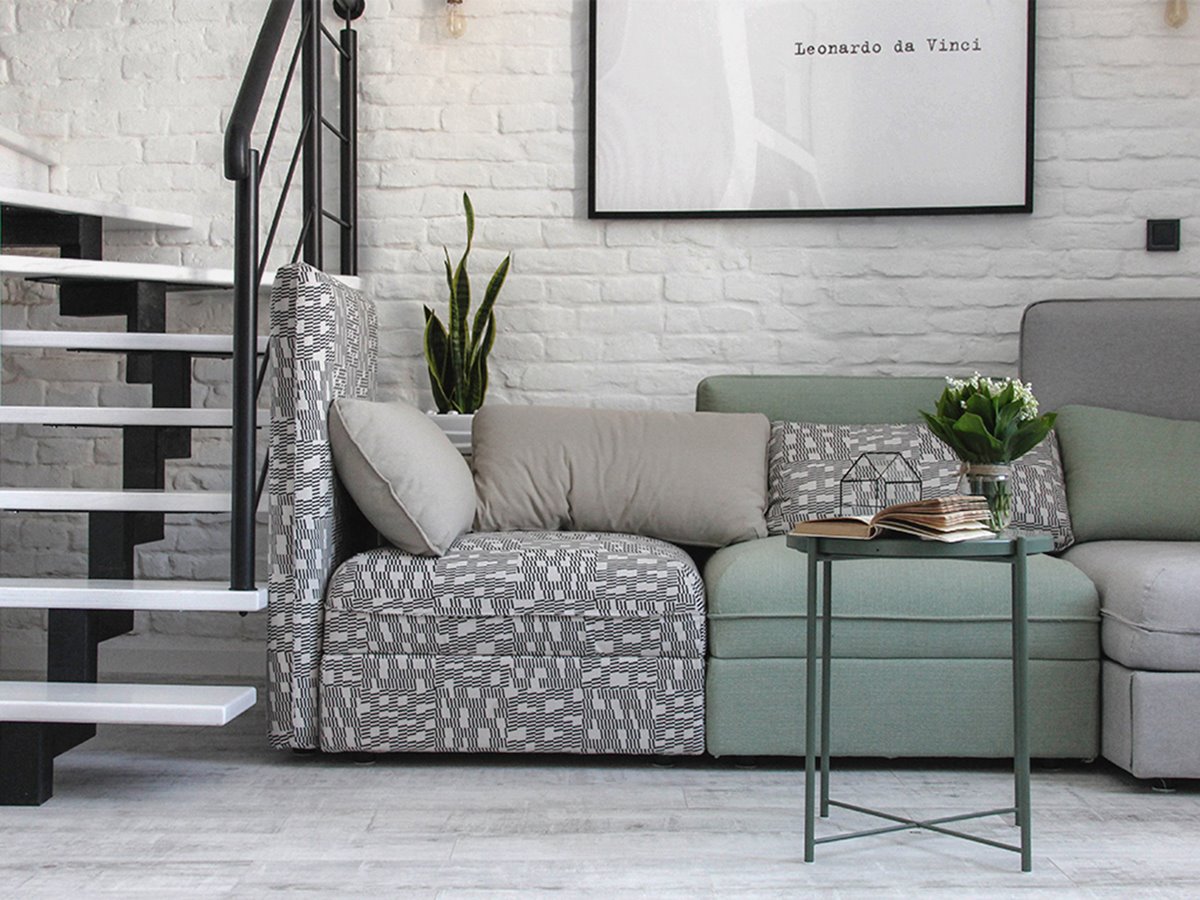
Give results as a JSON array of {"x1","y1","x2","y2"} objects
[{"x1": 267, "y1": 267, "x2": 1194, "y2": 775}]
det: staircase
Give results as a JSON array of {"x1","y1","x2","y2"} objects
[{"x1": 0, "y1": 0, "x2": 364, "y2": 805}]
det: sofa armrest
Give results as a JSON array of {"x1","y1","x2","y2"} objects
[{"x1": 267, "y1": 263, "x2": 378, "y2": 749}]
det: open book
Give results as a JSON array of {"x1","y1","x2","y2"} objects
[{"x1": 789, "y1": 496, "x2": 996, "y2": 542}]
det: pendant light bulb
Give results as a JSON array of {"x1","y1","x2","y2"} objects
[
  {"x1": 446, "y1": 0, "x2": 467, "y2": 38},
  {"x1": 1166, "y1": 0, "x2": 1188, "y2": 28}
]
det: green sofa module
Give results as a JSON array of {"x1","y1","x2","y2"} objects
[{"x1": 696, "y1": 374, "x2": 1101, "y2": 759}]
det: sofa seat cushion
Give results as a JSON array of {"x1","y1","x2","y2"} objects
[
  {"x1": 1063, "y1": 542, "x2": 1200, "y2": 672},
  {"x1": 323, "y1": 532, "x2": 706, "y2": 658},
  {"x1": 705, "y1": 536, "x2": 1099, "y2": 660}
]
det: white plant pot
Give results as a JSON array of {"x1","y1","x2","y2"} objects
[{"x1": 428, "y1": 411, "x2": 474, "y2": 456}]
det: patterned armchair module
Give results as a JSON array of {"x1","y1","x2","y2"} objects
[{"x1": 268, "y1": 265, "x2": 706, "y2": 754}]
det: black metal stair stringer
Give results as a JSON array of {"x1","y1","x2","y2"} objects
[
  {"x1": 0, "y1": 257, "x2": 201, "y2": 804},
  {"x1": 0, "y1": 208, "x2": 103, "y2": 260}
]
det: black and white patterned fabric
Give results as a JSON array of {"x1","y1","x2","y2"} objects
[
  {"x1": 268, "y1": 263, "x2": 378, "y2": 749},
  {"x1": 318, "y1": 532, "x2": 707, "y2": 754},
  {"x1": 268, "y1": 281, "x2": 707, "y2": 756},
  {"x1": 767, "y1": 421, "x2": 1074, "y2": 549},
  {"x1": 323, "y1": 532, "x2": 707, "y2": 658},
  {"x1": 318, "y1": 654, "x2": 705, "y2": 755}
]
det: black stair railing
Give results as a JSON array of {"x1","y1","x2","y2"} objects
[{"x1": 224, "y1": 0, "x2": 363, "y2": 591}]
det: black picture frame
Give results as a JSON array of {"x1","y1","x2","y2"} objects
[{"x1": 588, "y1": 0, "x2": 1036, "y2": 220}]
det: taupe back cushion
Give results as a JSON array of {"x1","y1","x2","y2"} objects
[{"x1": 473, "y1": 406, "x2": 770, "y2": 547}]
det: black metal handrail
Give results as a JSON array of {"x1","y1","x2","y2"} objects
[
  {"x1": 224, "y1": 0, "x2": 295, "y2": 182},
  {"x1": 224, "y1": 0, "x2": 363, "y2": 591}
]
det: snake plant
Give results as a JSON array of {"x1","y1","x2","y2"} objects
[{"x1": 423, "y1": 193, "x2": 511, "y2": 414}]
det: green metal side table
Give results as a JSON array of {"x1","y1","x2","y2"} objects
[{"x1": 785, "y1": 532, "x2": 1054, "y2": 873}]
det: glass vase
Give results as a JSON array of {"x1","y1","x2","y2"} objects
[{"x1": 960, "y1": 464, "x2": 1013, "y2": 533}]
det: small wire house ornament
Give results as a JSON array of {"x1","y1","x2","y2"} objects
[{"x1": 838, "y1": 452, "x2": 923, "y2": 516}]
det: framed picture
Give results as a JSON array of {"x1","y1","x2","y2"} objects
[{"x1": 588, "y1": 0, "x2": 1035, "y2": 219}]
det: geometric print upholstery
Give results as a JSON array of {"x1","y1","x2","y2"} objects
[
  {"x1": 266, "y1": 266, "x2": 708, "y2": 755},
  {"x1": 766, "y1": 423, "x2": 957, "y2": 533},
  {"x1": 766, "y1": 421, "x2": 1074, "y2": 549},
  {"x1": 267, "y1": 263, "x2": 378, "y2": 749},
  {"x1": 318, "y1": 532, "x2": 707, "y2": 754},
  {"x1": 318, "y1": 654, "x2": 705, "y2": 755},
  {"x1": 326, "y1": 532, "x2": 705, "y2": 620}
]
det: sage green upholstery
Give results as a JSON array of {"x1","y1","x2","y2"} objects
[
  {"x1": 707, "y1": 536, "x2": 1099, "y2": 660},
  {"x1": 697, "y1": 374, "x2": 1102, "y2": 759},
  {"x1": 707, "y1": 658, "x2": 1100, "y2": 758},
  {"x1": 1055, "y1": 405, "x2": 1200, "y2": 543}
]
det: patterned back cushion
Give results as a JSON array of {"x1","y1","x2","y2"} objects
[
  {"x1": 766, "y1": 422, "x2": 1074, "y2": 550},
  {"x1": 268, "y1": 263, "x2": 379, "y2": 750}
]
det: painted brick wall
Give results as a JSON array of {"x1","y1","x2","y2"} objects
[{"x1": 1, "y1": 0, "x2": 1197, "y2": 675}]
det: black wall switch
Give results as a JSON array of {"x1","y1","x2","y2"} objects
[{"x1": 1147, "y1": 219, "x2": 1181, "y2": 252}]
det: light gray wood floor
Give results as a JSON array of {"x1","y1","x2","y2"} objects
[{"x1": 1, "y1": 694, "x2": 1198, "y2": 899}]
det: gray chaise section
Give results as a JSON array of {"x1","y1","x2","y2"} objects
[{"x1": 1021, "y1": 297, "x2": 1200, "y2": 778}]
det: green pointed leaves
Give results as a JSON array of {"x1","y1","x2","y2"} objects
[
  {"x1": 462, "y1": 191, "x2": 475, "y2": 255},
  {"x1": 1008, "y1": 412, "x2": 1056, "y2": 460},
  {"x1": 423, "y1": 306, "x2": 453, "y2": 413},
  {"x1": 920, "y1": 375, "x2": 1056, "y2": 465},
  {"x1": 422, "y1": 194, "x2": 509, "y2": 414}
]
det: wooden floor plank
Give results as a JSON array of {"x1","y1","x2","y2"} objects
[{"x1": 0, "y1": 686, "x2": 1197, "y2": 897}]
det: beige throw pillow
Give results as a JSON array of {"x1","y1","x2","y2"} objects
[
  {"x1": 472, "y1": 405, "x2": 769, "y2": 547},
  {"x1": 328, "y1": 399, "x2": 476, "y2": 556}
]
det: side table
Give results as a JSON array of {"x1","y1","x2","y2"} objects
[{"x1": 785, "y1": 532, "x2": 1053, "y2": 873}]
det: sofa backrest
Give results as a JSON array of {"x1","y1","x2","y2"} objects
[
  {"x1": 1020, "y1": 298, "x2": 1200, "y2": 421},
  {"x1": 268, "y1": 262, "x2": 378, "y2": 750},
  {"x1": 696, "y1": 374, "x2": 944, "y2": 423},
  {"x1": 472, "y1": 405, "x2": 770, "y2": 547}
]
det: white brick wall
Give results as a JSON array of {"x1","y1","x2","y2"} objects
[{"x1": 1, "y1": 0, "x2": 1198, "y2": 674}]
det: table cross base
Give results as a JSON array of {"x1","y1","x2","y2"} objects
[{"x1": 815, "y1": 799, "x2": 1025, "y2": 858}]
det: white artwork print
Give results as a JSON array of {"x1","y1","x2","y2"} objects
[{"x1": 591, "y1": 0, "x2": 1033, "y2": 217}]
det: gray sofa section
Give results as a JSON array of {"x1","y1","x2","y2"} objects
[
  {"x1": 1019, "y1": 297, "x2": 1200, "y2": 422},
  {"x1": 1063, "y1": 542, "x2": 1200, "y2": 673},
  {"x1": 1021, "y1": 297, "x2": 1200, "y2": 778}
]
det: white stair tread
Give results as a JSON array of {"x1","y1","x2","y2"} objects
[
  {"x1": 0, "y1": 185, "x2": 191, "y2": 231},
  {"x1": 0, "y1": 254, "x2": 361, "y2": 291},
  {"x1": 0, "y1": 330, "x2": 268, "y2": 354},
  {"x1": 0, "y1": 579, "x2": 265, "y2": 612},
  {"x1": 0, "y1": 406, "x2": 267, "y2": 427},
  {"x1": 0, "y1": 127, "x2": 59, "y2": 166},
  {"x1": 0, "y1": 681, "x2": 256, "y2": 726},
  {"x1": 0, "y1": 488, "x2": 229, "y2": 513}
]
